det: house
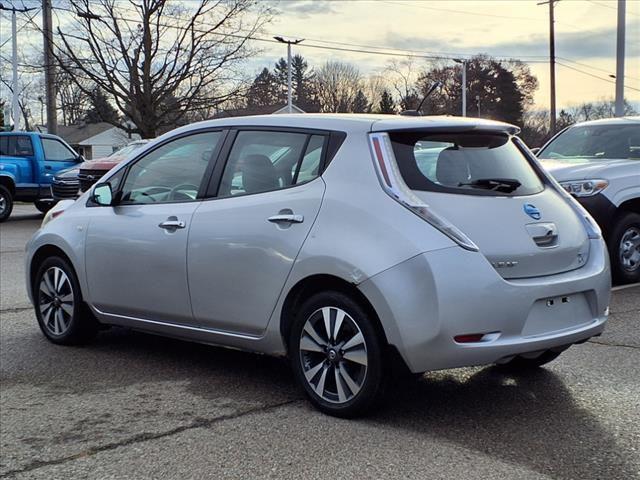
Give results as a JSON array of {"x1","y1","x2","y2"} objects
[
  {"x1": 56, "y1": 122, "x2": 140, "y2": 159},
  {"x1": 213, "y1": 104, "x2": 305, "y2": 119}
]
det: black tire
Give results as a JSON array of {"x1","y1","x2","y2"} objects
[
  {"x1": 609, "y1": 211, "x2": 640, "y2": 284},
  {"x1": 33, "y1": 256, "x2": 98, "y2": 345},
  {"x1": 497, "y1": 350, "x2": 562, "y2": 371},
  {"x1": 34, "y1": 200, "x2": 55, "y2": 214},
  {"x1": 289, "y1": 291, "x2": 387, "y2": 418},
  {"x1": 0, "y1": 184, "x2": 14, "y2": 222}
]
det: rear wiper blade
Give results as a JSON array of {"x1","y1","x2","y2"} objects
[{"x1": 458, "y1": 178, "x2": 522, "y2": 193}]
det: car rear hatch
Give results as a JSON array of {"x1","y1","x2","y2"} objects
[{"x1": 370, "y1": 122, "x2": 591, "y2": 279}]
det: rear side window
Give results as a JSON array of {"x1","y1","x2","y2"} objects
[
  {"x1": 217, "y1": 131, "x2": 326, "y2": 197},
  {"x1": 389, "y1": 133, "x2": 544, "y2": 196},
  {"x1": 0, "y1": 135, "x2": 34, "y2": 157}
]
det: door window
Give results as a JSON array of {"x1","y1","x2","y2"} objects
[
  {"x1": 218, "y1": 131, "x2": 325, "y2": 197},
  {"x1": 0, "y1": 135, "x2": 34, "y2": 157},
  {"x1": 42, "y1": 138, "x2": 77, "y2": 161},
  {"x1": 119, "y1": 131, "x2": 222, "y2": 204}
]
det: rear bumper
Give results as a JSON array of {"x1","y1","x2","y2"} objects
[{"x1": 358, "y1": 239, "x2": 611, "y2": 373}]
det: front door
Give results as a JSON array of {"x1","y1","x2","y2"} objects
[
  {"x1": 188, "y1": 130, "x2": 327, "y2": 335},
  {"x1": 85, "y1": 130, "x2": 224, "y2": 324}
]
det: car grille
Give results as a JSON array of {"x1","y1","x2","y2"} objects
[
  {"x1": 51, "y1": 179, "x2": 80, "y2": 199},
  {"x1": 78, "y1": 169, "x2": 106, "y2": 192}
]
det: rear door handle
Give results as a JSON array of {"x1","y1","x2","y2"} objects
[
  {"x1": 267, "y1": 214, "x2": 304, "y2": 224},
  {"x1": 158, "y1": 218, "x2": 186, "y2": 230}
]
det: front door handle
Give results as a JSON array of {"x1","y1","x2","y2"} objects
[
  {"x1": 158, "y1": 217, "x2": 186, "y2": 230},
  {"x1": 268, "y1": 214, "x2": 304, "y2": 224}
]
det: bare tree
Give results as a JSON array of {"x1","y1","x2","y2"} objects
[
  {"x1": 52, "y1": 0, "x2": 271, "y2": 137},
  {"x1": 314, "y1": 61, "x2": 362, "y2": 113},
  {"x1": 56, "y1": 66, "x2": 91, "y2": 126},
  {"x1": 385, "y1": 58, "x2": 422, "y2": 111}
]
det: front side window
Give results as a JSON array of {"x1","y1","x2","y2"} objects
[
  {"x1": 218, "y1": 131, "x2": 325, "y2": 197},
  {"x1": 390, "y1": 132, "x2": 544, "y2": 196},
  {"x1": 539, "y1": 124, "x2": 640, "y2": 162},
  {"x1": 119, "y1": 131, "x2": 222, "y2": 204},
  {"x1": 42, "y1": 138, "x2": 76, "y2": 161},
  {"x1": 0, "y1": 135, "x2": 34, "y2": 157}
]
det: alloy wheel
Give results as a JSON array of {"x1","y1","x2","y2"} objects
[
  {"x1": 38, "y1": 266, "x2": 74, "y2": 335},
  {"x1": 0, "y1": 195, "x2": 6, "y2": 215},
  {"x1": 299, "y1": 306, "x2": 368, "y2": 404},
  {"x1": 619, "y1": 227, "x2": 640, "y2": 272}
]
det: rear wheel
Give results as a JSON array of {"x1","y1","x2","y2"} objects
[
  {"x1": 609, "y1": 212, "x2": 640, "y2": 284},
  {"x1": 34, "y1": 200, "x2": 55, "y2": 214},
  {"x1": 0, "y1": 185, "x2": 13, "y2": 222},
  {"x1": 289, "y1": 291, "x2": 386, "y2": 418},
  {"x1": 34, "y1": 256, "x2": 98, "y2": 345},
  {"x1": 497, "y1": 350, "x2": 562, "y2": 371}
]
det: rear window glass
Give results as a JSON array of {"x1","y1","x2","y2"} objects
[
  {"x1": 389, "y1": 133, "x2": 544, "y2": 196},
  {"x1": 0, "y1": 135, "x2": 34, "y2": 157}
]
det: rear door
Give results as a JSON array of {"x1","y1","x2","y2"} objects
[
  {"x1": 387, "y1": 130, "x2": 589, "y2": 279},
  {"x1": 187, "y1": 129, "x2": 328, "y2": 335}
]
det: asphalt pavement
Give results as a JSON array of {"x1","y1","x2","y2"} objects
[{"x1": 1, "y1": 204, "x2": 639, "y2": 480}]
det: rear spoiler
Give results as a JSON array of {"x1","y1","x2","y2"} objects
[{"x1": 374, "y1": 124, "x2": 521, "y2": 136}]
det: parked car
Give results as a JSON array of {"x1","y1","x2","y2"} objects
[
  {"x1": 52, "y1": 141, "x2": 150, "y2": 200},
  {"x1": 78, "y1": 139, "x2": 149, "y2": 192},
  {"x1": 538, "y1": 117, "x2": 640, "y2": 284},
  {"x1": 26, "y1": 114, "x2": 610, "y2": 417},
  {"x1": 0, "y1": 132, "x2": 83, "y2": 221}
]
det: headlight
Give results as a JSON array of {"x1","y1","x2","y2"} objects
[
  {"x1": 41, "y1": 200, "x2": 75, "y2": 228},
  {"x1": 559, "y1": 179, "x2": 609, "y2": 197}
]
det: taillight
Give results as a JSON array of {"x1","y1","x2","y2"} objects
[{"x1": 368, "y1": 132, "x2": 479, "y2": 252}]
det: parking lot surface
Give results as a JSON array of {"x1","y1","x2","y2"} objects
[{"x1": 1, "y1": 204, "x2": 639, "y2": 479}]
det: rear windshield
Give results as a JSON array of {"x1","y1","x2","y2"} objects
[
  {"x1": 389, "y1": 132, "x2": 544, "y2": 196},
  {"x1": 538, "y1": 124, "x2": 640, "y2": 162}
]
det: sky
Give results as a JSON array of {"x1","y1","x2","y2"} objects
[
  {"x1": 1, "y1": 0, "x2": 639, "y2": 113},
  {"x1": 260, "y1": 0, "x2": 640, "y2": 110}
]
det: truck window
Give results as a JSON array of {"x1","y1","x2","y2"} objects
[
  {"x1": 0, "y1": 135, "x2": 34, "y2": 157},
  {"x1": 42, "y1": 138, "x2": 76, "y2": 162}
]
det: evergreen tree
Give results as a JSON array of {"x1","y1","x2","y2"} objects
[
  {"x1": 84, "y1": 88, "x2": 120, "y2": 124},
  {"x1": 352, "y1": 89, "x2": 370, "y2": 113},
  {"x1": 272, "y1": 54, "x2": 319, "y2": 111},
  {"x1": 378, "y1": 90, "x2": 395, "y2": 114},
  {"x1": 246, "y1": 68, "x2": 279, "y2": 107}
]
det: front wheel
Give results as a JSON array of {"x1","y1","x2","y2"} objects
[
  {"x1": 0, "y1": 185, "x2": 13, "y2": 222},
  {"x1": 34, "y1": 200, "x2": 55, "y2": 214},
  {"x1": 34, "y1": 256, "x2": 98, "y2": 345},
  {"x1": 289, "y1": 291, "x2": 387, "y2": 418},
  {"x1": 609, "y1": 212, "x2": 640, "y2": 284}
]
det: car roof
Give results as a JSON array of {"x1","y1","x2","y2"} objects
[
  {"x1": 165, "y1": 113, "x2": 519, "y2": 136},
  {"x1": 568, "y1": 116, "x2": 640, "y2": 128}
]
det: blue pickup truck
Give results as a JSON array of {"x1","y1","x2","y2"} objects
[{"x1": 0, "y1": 132, "x2": 83, "y2": 221}]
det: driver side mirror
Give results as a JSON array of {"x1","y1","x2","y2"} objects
[
  {"x1": 93, "y1": 182, "x2": 113, "y2": 206},
  {"x1": 75, "y1": 154, "x2": 85, "y2": 163},
  {"x1": 530, "y1": 147, "x2": 540, "y2": 156}
]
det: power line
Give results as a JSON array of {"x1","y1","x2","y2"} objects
[
  {"x1": 557, "y1": 61, "x2": 640, "y2": 92},
  {"x1": 586, "y1": 0, "x2": 639, "y2": 17},
  {"x1": 557, "y1": 56, "x2": 640, "y2": 82}
]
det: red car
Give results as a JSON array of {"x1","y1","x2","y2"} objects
[{"x1": 78, "y1": 140, "x2": 149, "y2": 192}]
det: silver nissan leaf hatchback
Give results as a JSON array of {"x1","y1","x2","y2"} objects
[{"x1": 26, "y1": 114, "x2": 610, "y2": 417}]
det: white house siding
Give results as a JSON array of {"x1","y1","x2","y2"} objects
[{"x1": 80, "y1": 128, "x2": 140, "y2": 159}]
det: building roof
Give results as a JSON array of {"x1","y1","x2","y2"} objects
[
  {"x1": 56, "y1": 122, "x2": 116, "y2": 145},
  {"x1": 213, "y1": 104, "x2": 305, "y2": 118}
]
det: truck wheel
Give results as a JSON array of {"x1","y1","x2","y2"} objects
[
  {"x1": 610, "y1": 211, "x2": 640, "y2": 284},
  {"x1": 34, "y1": 200, "x2": 55, "y2": 214},
  {"x1": 0, "y1": 185, "x2": 13, "y2": 222}
]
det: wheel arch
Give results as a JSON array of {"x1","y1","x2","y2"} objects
[
  {"x1": 29, "y1": 244, "x2": 78, "y2": 298},
  {"x1": 0, "y1": 174, "x2": 16, "y2": 196},
  {"x1": 618, "y1": 197, "x2": 640, "y2": 215}
]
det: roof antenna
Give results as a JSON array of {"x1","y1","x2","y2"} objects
[{"x1": 400, "y1": 81, "x2": 442, "y2": 116}]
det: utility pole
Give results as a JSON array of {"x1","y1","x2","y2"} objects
[
  {"x1": 0, "y1": 3, "x2": 35, "y2": 130},
  {"x1": 273, "y1": 36, "x2": 304, "y2": 113},
  {"x1": 538, "y1": 0, "x2": 558, "y2": 135},
  {"x1": 615, "y1": 0, "x2": 626, "y2": 117},
  {"x1": 42, "y1": 0, "x2": 57, "y2": 134},
  {"x1": 454, "y1": 59, "x2": 467, "y2": 117}
]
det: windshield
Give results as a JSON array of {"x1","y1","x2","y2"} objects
[
  {"x1": 539, "y1": 124, "x2": 640, "y2": 162},
  {"x1": 389, "y1": 132, "x2": 544, "y2": 196},
  {"x1": 110, "y1": 142, "x2": 146, "y2": 158}
]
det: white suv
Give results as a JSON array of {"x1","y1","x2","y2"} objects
[{"x1": 538, "y1": 117, "x2": 640, "y2": 284}]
